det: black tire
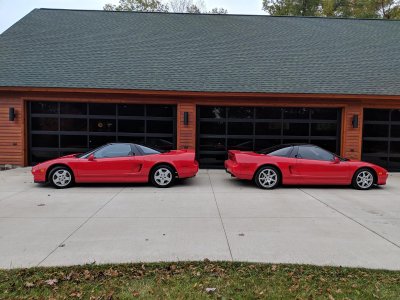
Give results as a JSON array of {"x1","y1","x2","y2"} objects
[
  {"x1": 48, "y1": 166, "x2": 74, "y2": 189},
  {"x1": 352, "y1": 168, "x2": 375, "y2": 190},
  {"x1": 150, "y1": 165, "x2": 176, "y2": 188},
  {"x1": 254, "y1": 166, "x2": 280, "y2": 189}
]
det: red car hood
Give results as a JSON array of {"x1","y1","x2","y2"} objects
[{"x1": 60, "y1": 153, "x2": 80, "y2": 158}]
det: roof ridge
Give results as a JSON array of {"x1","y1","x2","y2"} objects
[{"x1": 36, "y1": 8, "x2": 400, "y2": 22}]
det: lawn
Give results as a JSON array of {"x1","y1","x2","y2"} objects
[{"x1": 1, "y1": 261, "x2": 399, "y2": 299}]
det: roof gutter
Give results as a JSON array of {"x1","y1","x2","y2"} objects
[{"x1": 1, "y1": 86, "x2": 400, "y2": 101}]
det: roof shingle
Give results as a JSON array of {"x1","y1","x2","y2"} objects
[{"x1": 0, "y1": 8, "x2": 399, "y2": 95}]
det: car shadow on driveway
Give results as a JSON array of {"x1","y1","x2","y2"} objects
[
  {"x1": 32, "y1": 178, "x2": 197, "y2": 190},
  {"x1": 225, "y1": 177, "x2": 384, "y2": 190}
]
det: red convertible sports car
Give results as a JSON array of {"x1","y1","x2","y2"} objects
[
  {"x1": 32, "y1": 143, "x2": 199, "y2": 189},
  {"x1": 225, "y1": 144, "x2": 388, "y2": 190}
]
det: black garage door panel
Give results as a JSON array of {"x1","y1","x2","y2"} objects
[
  {"x1": 197, "y1": 106, "x2": 342, "y2": 168},
  {"x1": 28, "y1": 102, "x2": 176, "y2": 165},
  {"x1": 362, "y1": 109, "x2": 400, "y2": 171}
]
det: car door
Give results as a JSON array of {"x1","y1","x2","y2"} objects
[
  {"x1": 260, "y1": 145, "x2": 299, "y2": 184},
  {"x1": 295, "y1": 145, "x2": 349, "y2": 184},
  {"x1": 76, "y1": 144, "x2": 143, "y2": 182}
]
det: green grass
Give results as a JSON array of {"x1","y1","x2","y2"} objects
[{"x1": 1, "y1": 262, "x2": 400, "y2": 299}]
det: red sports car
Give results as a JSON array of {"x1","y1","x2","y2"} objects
[
  {"x1": 225, "y1": 144, "x2": 388, "y2": 190},
  {"x1": 32, "y1": 143, "x2": 199, "y2": 189}
]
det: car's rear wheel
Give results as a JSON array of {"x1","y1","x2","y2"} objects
[
  {"x1": 254, "y1": 166, "x2": 280, "y2": 189},
  {"x1": 352, "y1": 168, "x2": 374, "y2": 190},
  {"x1": 49, "y1": 167, "x2": 74, "y2": 189},
  {"x1": 151, "y1": 165, "x2": 175, "y2": 188}
]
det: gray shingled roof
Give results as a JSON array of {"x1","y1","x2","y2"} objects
[{"x1": 0, "y1": 8, "x2": 399, "y2": 95}]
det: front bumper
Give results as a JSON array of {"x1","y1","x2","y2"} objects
[
  {"x1": 31, "y1": 167, "x2": 47, "y2": 183},
  {"x1": 377, "y1": 172, "x2": 389, "y2": 185}
]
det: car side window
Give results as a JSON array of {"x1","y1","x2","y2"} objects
[
  {"x1": 94, "y1": 144, "x2": 132, "y2": 159},
  {"x1": 268, "y1": 146, "x2": 293, "y2": 157},
  {"x1": 297, "y1": 146, "x2": 334, "y2": 161},
  {"x1": 138, "y1": 145, "x2": 161, "y2": 155}
]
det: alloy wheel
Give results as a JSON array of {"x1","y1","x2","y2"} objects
[
  {"x1": 154, "y1": 168, "x2": 173, "y2": 187},
  {"x1": 356, "y1": 171, "x2": 374, "y2": 189},
  {"x1": 52, "y1": 169, "x2": 72, "y2": 187},
  {"x1": 258, "y1": 169, "x2": 278, "y2": 189}
]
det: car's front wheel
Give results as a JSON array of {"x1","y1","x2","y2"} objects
[
  {"x1": 352, "y1": 168, "x2": 375, "y2": 190},
  {"x1": 254, "y1": 166, "x2": 280, "y2": 189},
  {"x1": 151, "y1": 165, "x2": 176, "y2": 188},
  {"x1": 49, "y1": 167, "x2": 74, "y2": 189}
]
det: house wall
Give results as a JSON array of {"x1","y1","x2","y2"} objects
[
  {"x1": 1, "y1": 89, "x2": 399, "y2": 167},
  {"x1": 0, "y1": 95, "x2": 25, "y2": 166}
]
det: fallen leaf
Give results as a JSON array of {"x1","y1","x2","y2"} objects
[
  {"x1": 105, "y1": 268, "x2": 119, "y2": 277},
  {"x1": 132, "y1": 291, "x2": 140, "y2": 297},
  {"x1": 106, "y1": 291, "x2": 114, "y2": 300},
  {"x1": 69, "y1": 291, "x2": 82, "y2": 298},
  {"x1": 289, "y1": 284, "x2": 299, "y2": 292},
  {"x1": 84, "y1": 270, "x2": 92, "y2": 280},
  {"x1": 44, "y1": 279, "x2": 58, "y2": 286},
  {"x1": 205, "y1": 287, "x2": 216, "y2": 293},
  {"x1": 24, "y1": 282, "x2": 34, "y2": 288},
  {"x1": 169, "y1": 264, "x2": 177, "y2": 271}
]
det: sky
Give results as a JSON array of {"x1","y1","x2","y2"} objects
[{"x1": 0, "y1": 0, "x2": 265, "y2": 34}]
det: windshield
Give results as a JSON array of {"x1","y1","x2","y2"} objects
[{"x1": 76, "y1": 146, "x2": 104, "y2": 159}]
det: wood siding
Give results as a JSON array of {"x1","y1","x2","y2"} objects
[
  {"x1": 177, "y1": 102, "x2": 196, "y2": 149},
  {"x1": 1, "y1": 89, "x2": 400, "y2": 167},
  {"x1": 0, "y1": 96, "x2": 25, "y2": 165},
  {"x1": 342, "y1": 103, "x2": 363, "y2": 160}
]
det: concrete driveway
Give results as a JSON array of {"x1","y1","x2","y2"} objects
[{"x1": 1, "y1": 168, "x2": 400, "y2": 270}]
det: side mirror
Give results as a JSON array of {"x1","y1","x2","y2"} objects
[
  {"x1": 88, "y1": 154, "x2": 95, "y2": 161},
  {"x1": 333, "y1": 156, "x2": 340, "y2": 164}
]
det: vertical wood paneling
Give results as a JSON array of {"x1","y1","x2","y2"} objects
[
  {"x1": 0, "y1": 97, "x2": 25, "y2": 166},
  {"x1": 177, "y1": 102, "x2": 196, "y2": 149},
  {"x1": 342, "y1": 103, "x2": 363, "y2": 160}
]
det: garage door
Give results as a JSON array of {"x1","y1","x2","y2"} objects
[
  {"x1": 197, "y1": 106, "x2": 342, "y2": 168},
  {"x1": 362, "y1": 109, "x2": 400, "y2": 171},
  {"x1": 28, "y1": 101, "x2": 176, "y2": 165}
]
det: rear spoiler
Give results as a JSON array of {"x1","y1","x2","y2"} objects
[
  {"x1": 178, "y1": 149, "x2": 195, "y2": 153},
  {"x1": 228, "y1": 150, "x2": 241, "y2": 162},
  {"x1": 228, "y1": 150, "x2": 241, "y2": 154}
]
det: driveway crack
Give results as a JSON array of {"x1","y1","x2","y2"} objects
[
  {"x1": 207, "y1": 171, "x2": 233, "y2": 261},
  {"x1": 299, "y1": 188, "x2": 400, "y2": 250}
]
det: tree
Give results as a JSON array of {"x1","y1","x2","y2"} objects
[
  {"x1": 262, "y1": 0, "x2": 400, "y2": 18},
  {"x1": 168, "y1": 0, "x2": 227, "y2": 14},
  {"x1": 169, "y1": 0, "x2": 204, "y2": 12},
  {"x1": 263, "y1": 0, "x2": 320, "y2": 16},
  {"x1": 209, "y1": 7, "x2": 229, "y2": 14},
  {"x1": 104, "y1": 0, "x2": 228, "y2": 14},
  {"x1": 104, "y1": 0, "x2": 169, "y2": 12}
]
